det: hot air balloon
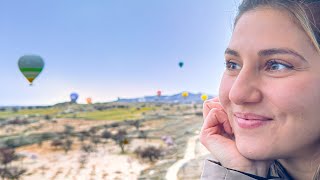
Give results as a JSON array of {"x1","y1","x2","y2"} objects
[
  {"x1": 157, "y1": 90, "x2": 161, "y2": 97},
  {"x1": 86, "y1": 97, "x2": 92, "y2": 104},
  {"x1": 70, "y1": 93, "x2": 79, "y2": 103},
  {"x1": 201, "y1": 94, "x2": 208, "y2": 101},
  {"x1": 181, "y1": 91, "x2": 189, "y2": 98},
  {"x1": 178, "y1": 61, "x2": 184, "y2": 68},
  {"x1": 18, "y1": 55, "x2": 44, "y2": 85}
]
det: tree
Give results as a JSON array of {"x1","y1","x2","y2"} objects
[
  {"x1": 0, "y1": 148, "x2": 17, "y2": 169},
  {"x1": 63, "y1": 139, "x2": 73, "y2": 154},
  {"x1": 138, "y1": 130, "x2": 147, "y2": 141},
  {"x1": 63, "y1": 125, "x2": 74, "y2": 136},
  {"x1": 131, "y1": 120, "x2": 141, "y2": 131},
  {"x1": 112, "y1": 130, "x2": 129, "y2": 153},
  {"x1": 0, "y1": 148, "x2": 26, "y2": 180}
]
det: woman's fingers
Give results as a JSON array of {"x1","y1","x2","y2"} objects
[
  {"x1": 203, "y1": 97, "x2": 223, "y2": 118},
  {"x1": 201, "y1": 108, "x2": 233, "y2": 135},
  {"x1": 200, "y1": 107, "x2": 236, "y2": 165},
  {"x1": 216, "y1": 110, "x2": 233, "y2": 134}
]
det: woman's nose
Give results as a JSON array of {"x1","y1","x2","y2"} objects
[{"x1": 228, "y1": 68, "x2": 263, "y2": 105}]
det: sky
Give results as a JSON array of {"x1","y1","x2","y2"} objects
[{"x1": 0, "y1": 0, "x2": 240, "y2": 106}]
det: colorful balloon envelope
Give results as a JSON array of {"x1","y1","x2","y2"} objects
[
  {"x1": 18, "y1": 55, "x2": 44, "y2": 85},
  {"x1": 181, "y1": 91, "x2": 189, "y2": 98},
  {"x1": 70, "y1": 93, "x2": 79, "y2": 103},
  {"x1": 86, "y1": 97, "x2": 92, "y2": 104},
  {"x1": 157, "y1": 90, "x2": 161, "y2": 97},
  {"x1": 201, "y1": 94, "x2": 208, "y2": 101},
  {"x1": 178, "y1": 62, "x2": 184, "y2": 68}
]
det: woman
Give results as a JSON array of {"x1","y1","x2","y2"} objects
[{"x1": 200, "y1": 0, "x2": 320, "y2": 179}]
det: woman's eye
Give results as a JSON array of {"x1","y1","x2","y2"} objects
[
  {"x1": 225, "y1": 61, "x2": 241, "y2": 70},
  {"x1": 265, "y1": 60, "x2": 293, "y2": 71}
]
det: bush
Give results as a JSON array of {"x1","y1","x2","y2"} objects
[
  {"x1": 138, "y1": 130, "x2": 147, "y2": 140},
  {"x1": 195, "y1": 112, "x2": 203, "y2": 116},
  {"x1": 0, "y1": 148, "x2": 18, "y2": 166},
  {"x1": 51, "y1": 139, "x2": 63, "y2": 149},
  {"x1": 7, "y1": 119, "x2": 30, "y2": 125},
  {"x1": 0, "y1": 148, "x2": 26, "y2": 180},
  {"x1": 63, "y1": 125, "x2": 74, "y2": 135},
  {"x1": 102, "y1": 130, "x2": 112, "y2": 140},
  {"x1": 4, "y1": 139, "x2": 19, "y2": 149},
  {"x1": 81, "y1": 144, "x2": 95, "y2": 154},
  {"x1": 138, "y1": 146, "x2": 163, "y2": 162},
  {"x1": 1, "y1": 167, "x2": 26, "y2": 179},
  {"x1": 110, "y1": 123, "x2": 120, "y2": 128},
  {"x1": 44, "y1": 115, "x2": 51, "y2": 120},
  {"x1": 131, "y1": 120, "x2": 141, "y2": 131}
]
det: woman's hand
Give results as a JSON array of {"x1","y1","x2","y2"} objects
[{"x1": 199, "y1": 97, "x2": 272, "y2": 177}]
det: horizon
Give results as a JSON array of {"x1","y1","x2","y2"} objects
[{"x1": 0, "y1": 91, "x2": 216, "y2": 107}]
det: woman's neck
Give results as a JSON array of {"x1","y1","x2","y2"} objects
[{"x1": 279, "y1": 145, "x2": 320, "y2": 180}]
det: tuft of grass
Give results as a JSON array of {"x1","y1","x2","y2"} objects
[
  {"x1": 0, "y1": 108, "x2": 61, "y2": 119},
  {"x1": 0, "y1": 104, "x2": 158, "y2": 121}
]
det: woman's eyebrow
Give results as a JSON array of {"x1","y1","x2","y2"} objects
[
  {"x1": 224, "y1": 48, "x2": 240, "y2": 57},
  {"x1": 258, "y1": 48, "x2": 307, "y2": 62},
  {"x1": 225, "y1": 48, "x2": 307, "y2": 62}
]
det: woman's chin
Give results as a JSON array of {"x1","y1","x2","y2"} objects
[{"x1": 235, "y1": 139, "x2": 273, "y2": 160}]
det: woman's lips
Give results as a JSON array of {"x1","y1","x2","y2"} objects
[{"x1": 234, "y1": 112, "x2": 273, "y2": 129}]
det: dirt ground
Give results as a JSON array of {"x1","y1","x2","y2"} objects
[
  {"x1": 2, "y1": 104, "x2": 205, "y2": 180},
  {"x1": 16, "y1": 138, "x2": 166, "y2": 180}
]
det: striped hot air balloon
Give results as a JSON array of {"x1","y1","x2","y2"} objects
[{"x1": 18, "y1": 55, "x2": 44, "y2": 85}]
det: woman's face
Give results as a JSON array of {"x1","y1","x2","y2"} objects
[{"x1": 219, "y1": 7, "x2": 320, "y2": 160}]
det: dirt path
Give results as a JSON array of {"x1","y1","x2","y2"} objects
[{"x1": 165, "y1": 135, "x2": 198, "y2": 180}]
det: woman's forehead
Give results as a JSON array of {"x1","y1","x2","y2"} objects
[{"x1": 229, "y1": 8, "x2": 312, "y2": 53}]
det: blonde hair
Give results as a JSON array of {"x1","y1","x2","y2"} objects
[
  {"x1": 234, "y1": 1, "x2": 320, "y2": 179},
  {"x1": 234, "y1": 0, "x2": 320, "y2": 53}
]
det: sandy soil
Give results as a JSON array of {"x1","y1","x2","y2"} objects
[{"x1": 15, "y1": 137, "x2": 165, "y2": 180}]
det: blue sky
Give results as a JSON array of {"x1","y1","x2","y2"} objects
[{"x1": 0, "y1": 0, "x2": 240, "y2": 106}]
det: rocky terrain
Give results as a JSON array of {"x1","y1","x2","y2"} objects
[{"x1": 0, "y1": 102, "x2": 211, "y2": 180}]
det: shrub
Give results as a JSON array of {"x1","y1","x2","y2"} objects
[
  {"x1": 63, "y1": 139, "x2": 73, "y2": 154},
  {"x1": 0, "y1": 148, "x2": 18, "y2": 166},
  {"x1": 138, "y1": 130, "x2": 147, "y2": 140},
  {"x1": 81, "y1": 144, "x2": 95, "y2": 154},
  {"x1": 102, "y1": 130, "x2": 112, "y2": 140},
  {"x1": 51, "y1": 139, "x2": 63, "y2": 149},
  {"x1": 138, "y1": 146, "x2": 163, "y2": 162}
]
